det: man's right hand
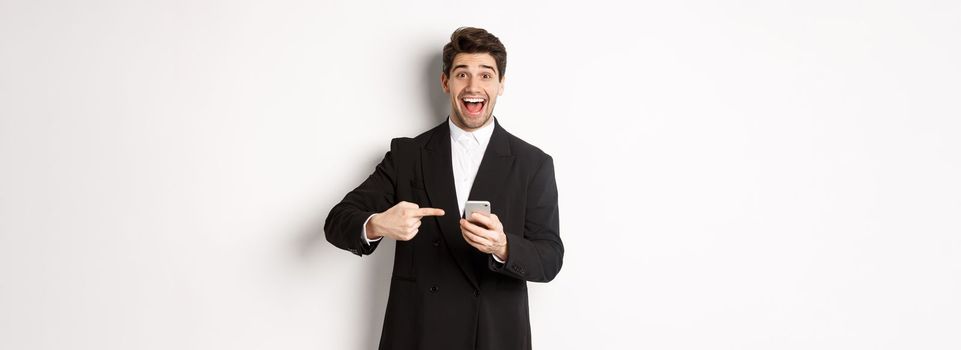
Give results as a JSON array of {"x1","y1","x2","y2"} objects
[{"x1": 367, "y1": 201, "x2": 445, "y2": 241}]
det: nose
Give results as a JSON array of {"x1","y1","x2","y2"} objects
[{"x1": 465, "y1": 77, "x2": 481, "y2": 93}]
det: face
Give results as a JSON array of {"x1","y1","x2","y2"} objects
[{"x1": 441, "y1": 53, "x2": 505, "y2": 131}]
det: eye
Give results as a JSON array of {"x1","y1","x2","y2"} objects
[
  {"x1": 482, "y1": 73, "x2": 492, "y2": 79},
  {"x1": 457, "y1": 72, "x2": 468, "y2": 78}
]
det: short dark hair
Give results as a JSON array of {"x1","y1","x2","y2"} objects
[{"x1": 442, "y1": 27, "x2": 507, "y2": 82}]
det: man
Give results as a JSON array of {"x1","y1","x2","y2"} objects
[{"x1": 325, "y1": 27, "x2": 563, "y2": 350}]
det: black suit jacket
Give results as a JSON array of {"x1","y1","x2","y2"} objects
[{"x1": 325, "y1": 119, "x2": 563, "y2": 350}]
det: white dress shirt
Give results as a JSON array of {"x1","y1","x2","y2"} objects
[
  {"x1": 362, "y1": 117, "x2": 503, "y2": 262},
  {"x1": 448, "y1": 117, "x2": 495, "y2": 216}
]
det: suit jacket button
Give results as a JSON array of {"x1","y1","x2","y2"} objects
[
  {"x1": 429, "y1": 286, "x2": 439, "y2": 294},
  {"x1": 473, "y1": 290, "x2": 480, "y2": 297},
  {"x1": 433, "y1": 239, "x2": 440, "y2": 247}
]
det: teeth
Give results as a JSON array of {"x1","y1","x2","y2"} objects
[{"x1": 462, "y1": 98, "x2": 484, "y2": 103}]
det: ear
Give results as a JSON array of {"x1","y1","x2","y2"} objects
[
  {"x1": 440, "y1": 72, "x2": 450, "y2": 94},
  {"x1": 497, "y1": 75, "x2": 505, "y2": 96}
]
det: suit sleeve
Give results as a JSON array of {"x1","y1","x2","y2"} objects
[
  {"x1": 490, "y1": 155, "x2": 564, "y2": 282},
  {"x1": 324, "y1": 141, "x2": 399, "y2": 257}
]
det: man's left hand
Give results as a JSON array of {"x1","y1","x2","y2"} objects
[{"x1": 460, "y1": 213, "x2": 508, "y2": 261}]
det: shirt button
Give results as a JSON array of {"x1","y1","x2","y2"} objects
[{"x1": 429, "y1": 286, "x2": 439, "y2": 294}]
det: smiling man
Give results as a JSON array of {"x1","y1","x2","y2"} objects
[
  {"x1": 325, "y1": 27, "x2": 564, "y2": 350},
  {"x1": 445, "y1": 51, "x2": 502, "y2": 131}
]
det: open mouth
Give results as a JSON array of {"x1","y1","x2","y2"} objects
[{"x1": 460, "y1": 97, "x2": 486, "y2": 116}]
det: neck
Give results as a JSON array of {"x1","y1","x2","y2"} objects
[{"x1": 450, "y1": 115, "x2": 494, "y2": 132}]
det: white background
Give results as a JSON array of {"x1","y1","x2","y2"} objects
[{"x1": 2, "y1": 1, "x2": 959, "y2": 349}]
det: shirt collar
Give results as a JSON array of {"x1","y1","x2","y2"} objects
[{"x1": 448, "y1": 116, "x2": 496, "y2": 147}]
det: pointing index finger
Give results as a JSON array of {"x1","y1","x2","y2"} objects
[{"x1": 413, "y1": 207, "x2": 446, "y2": 217}]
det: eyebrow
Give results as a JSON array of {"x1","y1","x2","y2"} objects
[{"x1": 452, "y1": 64, "x2": 497, "y2": 74}]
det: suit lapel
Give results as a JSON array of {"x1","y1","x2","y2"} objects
[
  {"x1": 467, "y1": 120, "x2": 514, "y2": 207},
  {"x1": 420, "y1": 119, "x2": 515, "y2": 290},
  {"x1": 421, "y1": 122, "x2": 480, "y2": 290}
]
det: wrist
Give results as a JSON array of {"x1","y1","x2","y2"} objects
[
  {"x1": 494, "y1": 246, "x2": 508, "y2": 261},
  {"x1": 366, "y1": 213, "x2": 383, "y2": 240}
]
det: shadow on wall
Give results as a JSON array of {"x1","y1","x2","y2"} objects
[
  {"x1": 294, "y1": 147, "x2": 392, "y2": 350},
  {"x1": 425, "y1": 50, "x2": 450, "y2": 123},
  {"x1": 294, "y1": 50, "x2": 450, "y2": 348}
]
